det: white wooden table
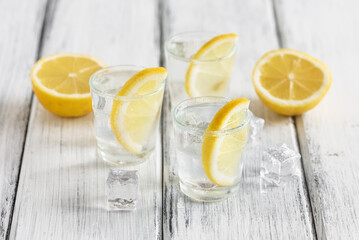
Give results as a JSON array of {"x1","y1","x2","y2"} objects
[{"x1": 1, "y1": 0, "x2": 359, "y2": 239}]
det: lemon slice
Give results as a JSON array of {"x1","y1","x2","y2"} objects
[
  {"x1": 252, "y1": 49, "x2": 332, "y2": 116},
  {"x1": 31, "y1": 53, "x2": 106, "y2": 117},
  {"x1": 111, "y1": 67, "x2": 167, "y2": 154},
  {"x1": 185, "y1": 33, "x2": 238, "y2": 97},
  {"x1": 202, "y1": 98, "x2": 250, "y2": 186}
]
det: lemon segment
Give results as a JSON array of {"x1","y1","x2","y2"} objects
[
  {"x1": 110, "y1": 67, "x2": 167, "y2": 154},
  {"x1": 252, "y1": 49, "x2": 332, "y2": 115},
  {"x1": 185, "y1": 33, "x2": 238, "y2": 97},
  {"x1": 31, "y1": 53, "x2": 107, "y2": 117},
  {"x1": 202, "y1": 98, "x2": 250, "y2": 186}
]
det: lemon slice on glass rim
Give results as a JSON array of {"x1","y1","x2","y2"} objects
[
  {"x1": 185, "y1": 33, "x2": 238, "y2": 97},
  {"x1": 202, "y1": 98, "x2": 251, "y2": 186},
  {"x1": 110, "y1": 67, "x2": 167, "y2": 154}
]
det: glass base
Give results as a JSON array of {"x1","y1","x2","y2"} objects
[
  {"x1": 97, "y1": 145, "x2": 152, "y2": 166},
  {"x1": 179, "y1": 179, "x2": 239, "y2": 202}
]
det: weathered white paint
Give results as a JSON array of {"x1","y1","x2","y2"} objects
[
  {"x1": 274, "y1": 0, "x2": 359, "y2": 238},
  {"x1": 162, "y1": 0, "x2": 315, "y2": 239},
  {"x1": 0, "y1": 0, "x2": 47, "y2": 239},
  {"x1": 3, "y1": 0, "x2": 357, "y2": 239},
  {"x1": 9, "y1": 0, "x2": 162, "y2": 239}
]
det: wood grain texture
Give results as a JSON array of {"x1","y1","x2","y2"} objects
[
  {"x1": 274, "y1": 0, "x2": 359, "y2": 238},
  {"x1": 0, "y1": 0, "x2": 48, "y2": 239},
  {"x1": 162, "y1": 0, "x2": 315, "y2": 239},
  {"x1": 9, "y1": 0, "x2": 162, "y2": 239}
]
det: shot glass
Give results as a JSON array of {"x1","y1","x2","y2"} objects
[
  {"x1": 90, "y1": 65, "x2": 165, "y2": 165},
  {"x1": 165, "y1": 31, "x2": 237, "y2": 97},
  {"x1": 172, "y1": 97, "x2": 251, "y2": 201}
]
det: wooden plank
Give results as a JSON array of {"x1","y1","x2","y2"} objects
[
  {"x1": 9, "y1": 0, "x2": 162, "y2": 239},
  {"x1": 0, "y1": 0, "x2": 48, "y2": 239},
  {"x1": 274, "y1": 0, "x2": 359, "y2": 238},
  {"x1": 162, "y1": 0, "x2": 316, "y2": 239}
]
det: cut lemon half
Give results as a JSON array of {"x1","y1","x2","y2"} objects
[
  {"x1": 202, "y1": 98, "x2": 250, "y2": 186},
  {"x1": 252, "y1": 49, "x2": 332, "y2": 116},
  {"x1": 31, "y1": 53, "x2": 106, "y2": 117},
  {"x1": 111, "y1": 67, "x2": 167, "y2": 154},
  {"x1": 185, "y1": 33, "x2": 238, "y2": 97}
]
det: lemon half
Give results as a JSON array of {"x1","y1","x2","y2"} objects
[
  {"x1": 252, "y1": 49, "x2": 332, "y2": 115},
  {"x1": 31, "y1": 53, "x2": 106, "y2": 117}
]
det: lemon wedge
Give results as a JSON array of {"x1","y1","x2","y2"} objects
[
  {"x1": 202, "y1": 98, "x2": 250, "y2": 186},
  {"x1": 110, "y1": 67, "x2": 167, "y2": 154},
  {"x1": 31, "y1": 53, "x2": 106, "y2": 117},
  {"x1": 185, "y1": 33, "x2": 238, "y2": 97},
  {"x1": 252, "y1": 49, "x2": 332, "y2": 115}
]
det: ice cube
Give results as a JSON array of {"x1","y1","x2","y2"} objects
[
  {"x1": 106, "y1": 169, "x2": 138, "y2": 211},
  {"x1": 96, "y1": 96, "x2": 106, "y2": 110},
  {"x1": 183, "y1": 111, "x2": 198, "y2": 126},
  {"x1": 188, "y1": 122, "x2": 208, "y2": 144},
  {"x1": 197, "y1": 121, "x2": 209, "y2": 131},
  {"x1": 248, "y1": 114, "x2": 265, "y2": 146},
  {"x1": 171, "y1": 41, "x2": 186, "y2": 57},
  {"x1": 260, "y1": 144, "x2": 300, "y2": 186}
]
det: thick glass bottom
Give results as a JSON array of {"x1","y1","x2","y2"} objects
[
  {"x1": 179, "y1": 179, "x2": 240, "y2": 202},
  {"x1": 97, "y1": 145, "x2": 153, "y2": 166}
]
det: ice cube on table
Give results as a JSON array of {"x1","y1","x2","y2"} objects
[
  {"x1": 248, "y1": 114, "x2": 265, "y2": 146},
  {"x1": 260, "y1": 144, "x2": 301, "y2": 186},
  {"x1": 106, "y1": 169, "x2": 138, "y2": 211}
]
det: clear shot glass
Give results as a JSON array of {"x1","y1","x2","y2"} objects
[
  {"x1": 172, "y1": 97, "x2": 251, "y2": 201},
  {"x1": 165, "y1": 31, "x2": 237, "y2": 97},
  {"x1": 90, "y1": 65, "x2": 165, "y2": 165}
]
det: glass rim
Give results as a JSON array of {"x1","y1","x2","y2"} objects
[
  {"x1": 89, "y1": 65, "x2": 166, "y2": 100},
  {"x1": 172, "y1": 96, "x2": 251, "y2": 136},
  {"x1": 164, "y1": 31, "x2": 238, "y2": 63}
]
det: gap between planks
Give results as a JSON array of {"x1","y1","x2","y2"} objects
[{"x1": 270, "y1": 0, "x2": 318, "y2": 238}]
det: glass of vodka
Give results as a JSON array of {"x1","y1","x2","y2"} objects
[
  {"x1": 172, "y1": 97, "x2": 251, "y2": 201},
  {"x1": 165, "y1": 31, "x2": 237, "y2": 96},
  {"x1": 90, "y1": 65, "x2": 165, "y2": 165}
]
